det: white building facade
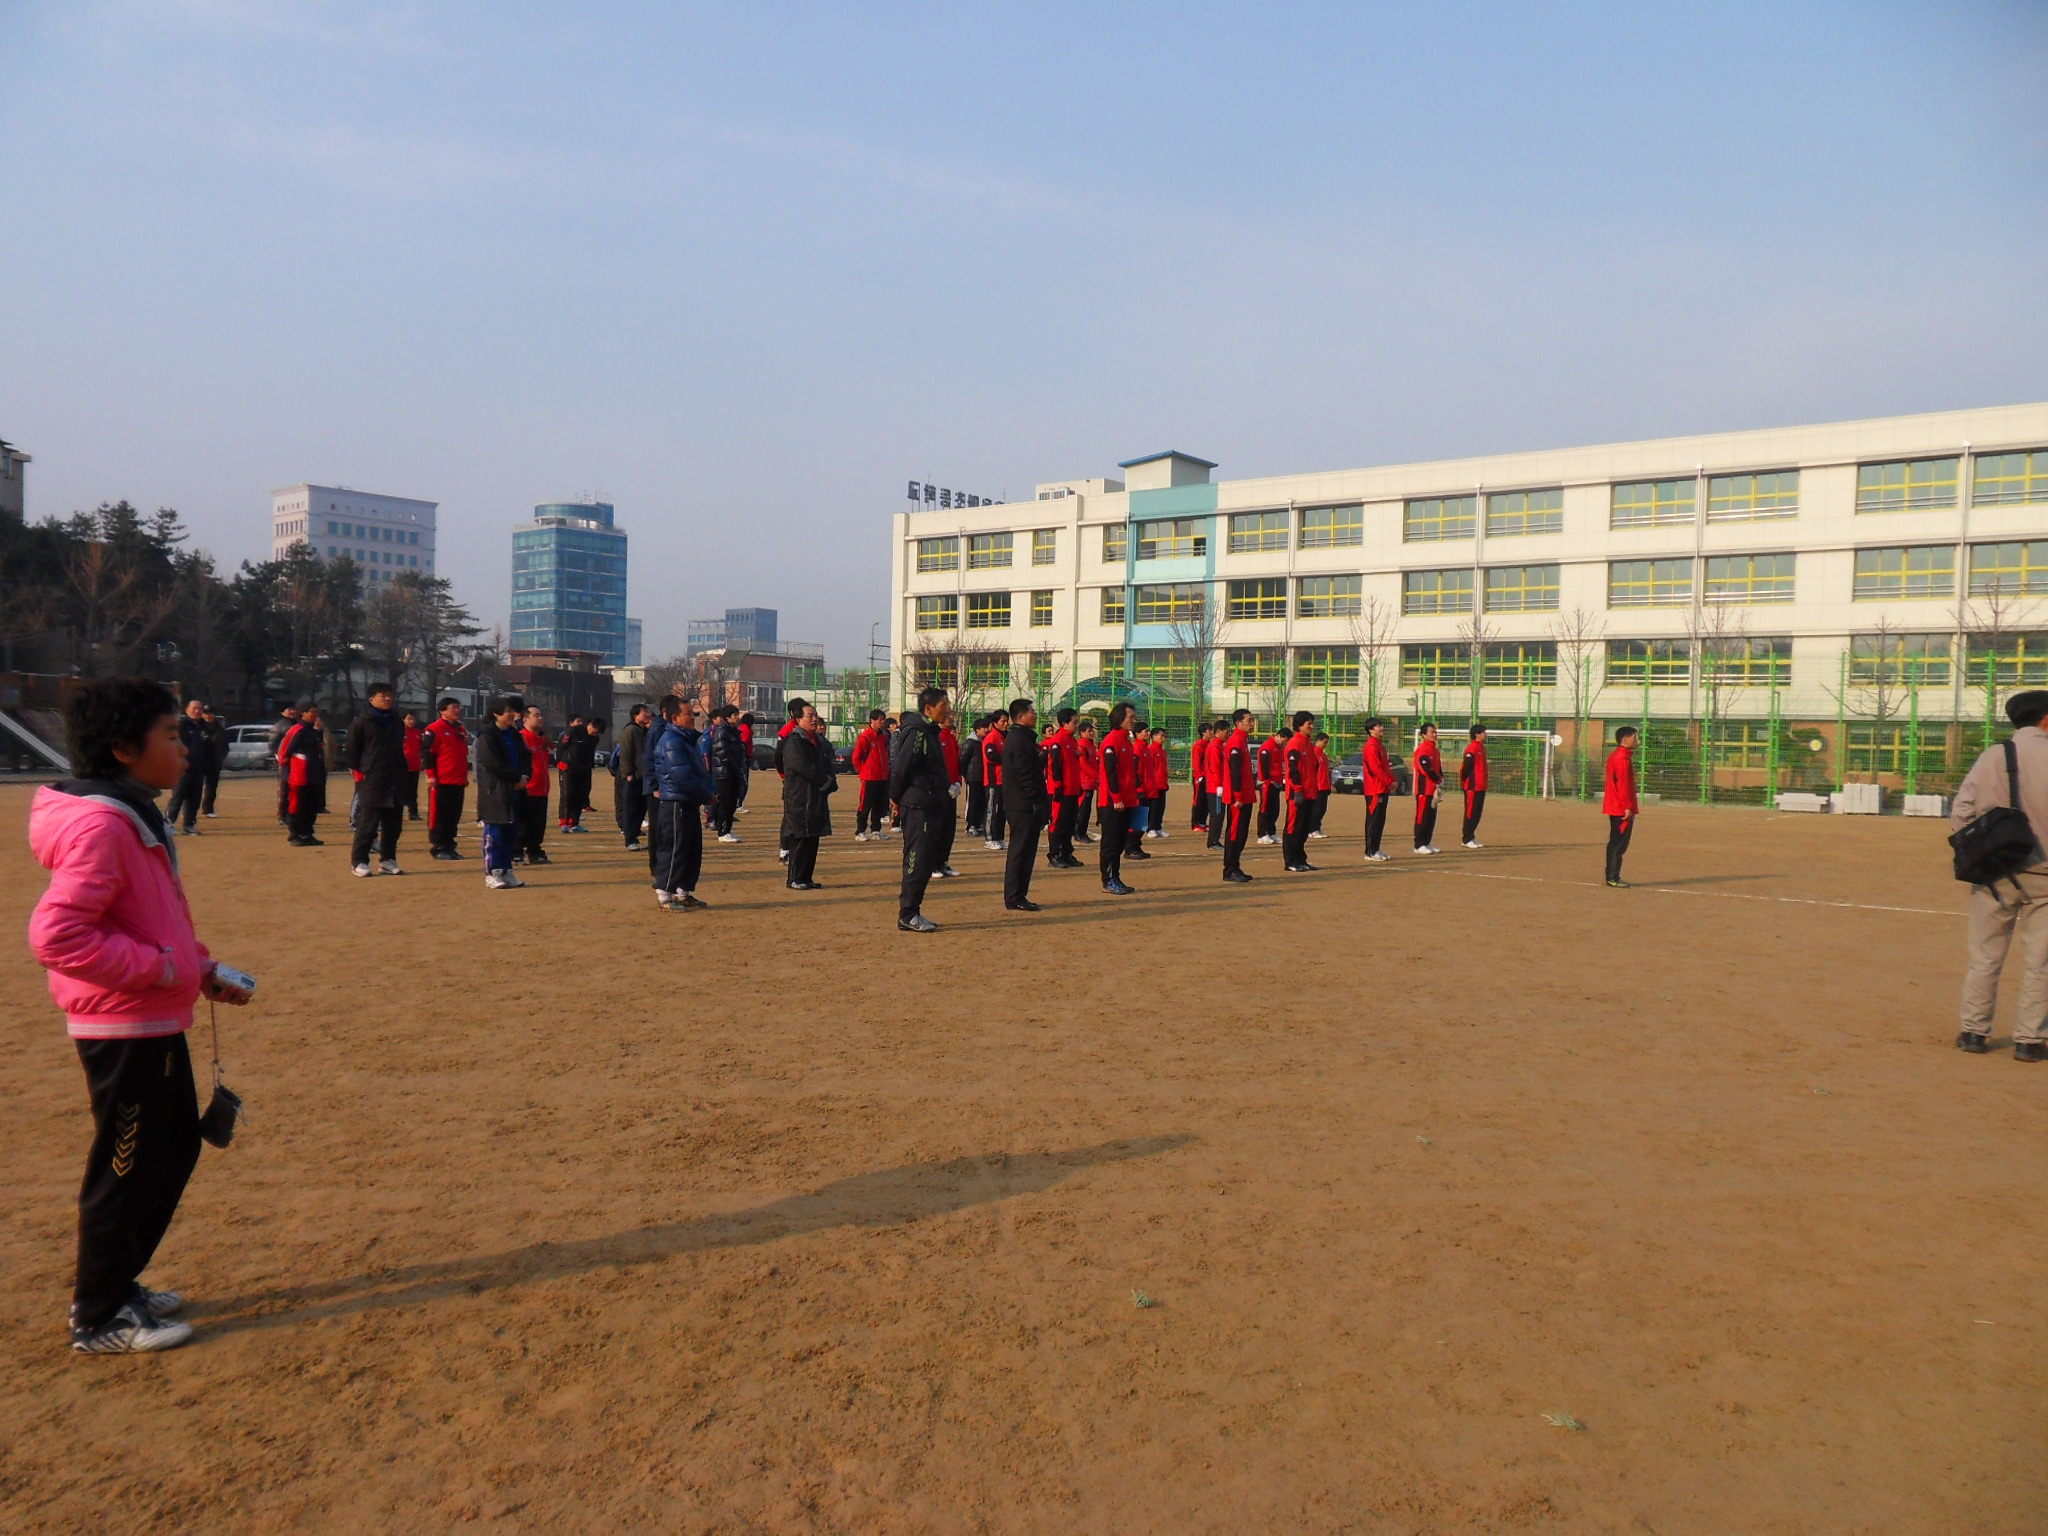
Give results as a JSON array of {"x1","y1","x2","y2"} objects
[
  {"x1": 272, "y1": 483, "x2": 438, "y2": 592},
  {"x1": 889, "y1": 406, "x2": 2048, "y2": 751}
]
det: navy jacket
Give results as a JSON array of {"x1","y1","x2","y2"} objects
[{"x1": 647, "y1": 721, "x2": 716, "y2": 805}]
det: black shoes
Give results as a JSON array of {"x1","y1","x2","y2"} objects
[
  {"x1": 1285, "y1": 862, "x2": 1318, "y2": 873},
  {"x1": 1050, "y1": 856, "x2": 1085, "y2": 870},
  {"x1": 1125, "y1": 847, "x2": 1152, "y2": 861},
  {"x1": 786, "y1": 880, "x2": 823, "y2": 891},
  {"x1": 1957, "y1": 1030, "x2": 1993, "y2": 1054},
  {"x1": 1102, "y1": 880, "x2": 1135, "y2": 895},
  {"x1": 899, "y1": 913, "x2": 938, "y2": 933},
  {"x1": 1223, "y1": 870, "x2": 1254, "y2": 884},
  {"x1": 1606, "y1": 878, "x2": 1630, "y2": 889},
  {"x1": 2016, "y1": 1041, "x2": 2048, "y2": 1063},
  {"x1": 288, "y1": 836, "x2": 323, "y2": 846},
  {"x1": 1005, "y1": 899, "x2": 1041, "y2": 912}
]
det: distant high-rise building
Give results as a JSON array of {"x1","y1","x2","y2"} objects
[
  {"x1": 0, "y1": 437, "x2": 29, "y2": 522},
  {"x1": 686, "y1": 616, "x2": 727, "y2": 656},
  {"x1": 723, "y1": 607, "x2": 777, "y2": 651},
  {"x1": 511, "y1": 501, "x2": 629, "y2": 664},
  {"x1": 624, "y1": 618, "x2": 644, "y2": 667},
  {"x1": 274, "y1": 483, "x2": 437, "y2": 592}
]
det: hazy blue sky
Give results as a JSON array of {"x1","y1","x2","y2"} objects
[{"x1": 5, "y1": 1, "x2": 2045, "y2": 662}]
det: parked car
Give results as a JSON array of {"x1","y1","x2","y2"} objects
[
  {"x1": 1331, "y1": 750, "x2": 1413, "y2": 797},
  {"x1": 223, "y1": 724, "x2": 278, "y2": 772}
]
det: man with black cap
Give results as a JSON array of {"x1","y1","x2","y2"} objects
[{"x1": 1952, "y1": 689, "x2": 2048, "y2": 1060}]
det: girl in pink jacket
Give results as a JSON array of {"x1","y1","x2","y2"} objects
[{"x1": 28, "y1": 678, "x2": 251, "y2": 1355}]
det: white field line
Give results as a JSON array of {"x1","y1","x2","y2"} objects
[{"x1": 1437, "y1": 868, "x2": 1965, "y2": 918}]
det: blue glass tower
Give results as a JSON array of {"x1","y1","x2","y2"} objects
[{"x1": 510, "y1": 501, "x2": 629, "y2": 663}]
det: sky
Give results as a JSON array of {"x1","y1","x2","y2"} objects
[{"x1": 4, "y1": 0, "x2": 2046, "y2": 665}]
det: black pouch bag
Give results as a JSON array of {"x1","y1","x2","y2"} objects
[
  {"x1": 197, "y1": 1001, "x2": 243, "y2": 1149},
  {"x1": 1950, "y1": 740, "x2": 2039, "y2": 891}
]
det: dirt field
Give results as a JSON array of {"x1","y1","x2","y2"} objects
[{"x1": 2, "y1": 774, "x2": 2043, "y2": 1534}]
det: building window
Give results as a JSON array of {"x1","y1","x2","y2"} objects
[
  {"x1": 1227, "y1": 510, "x2": 1289, "y2": 553},
  {"x1": 1849, "y1": 632, "x2": 1952, "y2": 685},
  {"x1": 1402, "y1": 568, "x2": 1474, "y2": 615},
  {"x1": 1400, "y1": 643, "x2": 1471, "y2": 687},
  {"x1": 1100, "y1": 588, "x2": 1126, "y2": 625},
  {"x1": 1296, "y1": 574, "x2": 1362, "y2": 618},
  {"x1": 1704, "y1": 636, "x2": 1793, "y2": 684},
  {"x1": 1973, "y1": 450, "x2": 2048, "y2": 507},
  {"x1": 1029, "y1": 590, "x2": 1054, "y2": 627},
  {"x1": 1133, "y1": 583, "x2": 1205, "y2": 624},
  {"x1": 1845, "y1": 722, "x2": 1948, "y2": 777},
  {"x1": 1857, "y1": 458, "x2": 1960, "y2": 513},
  {"x1": 1606, "y1": 639, "x2": 1692, "y2": 685},
  {"x1": 1135, "y1": 518, "x2": 1207, "y2": 560},
  {"x1": 1224, "y1": 647, "x2": 1285, "y2": 687},
  {"x1": 1853, "y1": 545, "x2": 1955, "y2": 600},
  {"x1": 1403, "y1": 495, "x2": 1476, "y2": 542},
  {"x1": 1608, "y1": 558, "x2": 1694, "y2": 608},
  {"x1": 1131, "y1": 649, "x2": 1194, "y2": 687},
  {"x1": 967, "y1": 532, "x2": 1014, "y2": 569},
  {"x1": 1293, "y1": 647, "x2": 1360, "y2": 688},
  {"x1": 1707, "y1": 470, "x2": 1799, "y2": 521},
  {"x1": 1032, "y1": 529, "x2": 1058, "y2": 565},
  {"x1": 1103, "y1": 525, "x2": 1127, "y2": 563},
  {"x1": 1226, "y1": 578, "x2": 1287, "y2": 620},
  {"x1": 915, "y1": 595, "x2": 959, "y2": 631},
  {"x1": 1487, "y1": 488, "x2": 1563, "y2": 537},
  {"x1": 1026, "y1": 652, "x2": 1054, "y2": 694},
  {"x1": 1707, "y1": 720, "x2": 1780, "y2": 769},
  {"x1": 1969, "y1": 541, "x2": 2048, "y2": 596},
  {"x1": 965, "y1": 592, "x2": 1011, "y2": 629},
  {"x1": 1098, "y1": 650, "x2": 1127, "y2": 682},
  {"x1": 1969, "y1": 633, "x2": 2048, "y2": 687},
  {"x1": 1482, "y1": 641, "x2": 1558, "y2": 686},
  {"x1": 1610, "y1": 479, "x2": 1696, "y2": 529},
  {"x1": 1704, "y1": 553, "x2": 1796, "y2": 604},
  {"x1": 1483, "y1": 563, "x2": 1560, "y2": 613},
  {"x1": 1298, "y1": 504, "x2": 1364, "y2": 548},
  {"x1": 917, "y1": 537, "x2": 960, "y2": 573},
  {"x1": 962, "y1": 653, "x2": 1010, "y2": 689}
]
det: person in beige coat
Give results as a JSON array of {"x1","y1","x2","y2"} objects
[{"x1": 1951, "y1": 690, "x2": 2048, "y2": 1060}]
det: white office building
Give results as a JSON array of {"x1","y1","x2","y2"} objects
[
  {"x1": 889, "y1": 404, "x2": 2048, "y2": 758},
  {"x1": 273, "y1": 483, "x2": 437, "y2": 591}
]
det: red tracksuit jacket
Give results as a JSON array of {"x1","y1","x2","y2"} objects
[
  {"x1": 1603, "y1": 745, "x2": 1639, "y2": 816},
  {"x1": 1078, "y1": 734, "x2": 1100, "y2": 791},
  {"x1": 1461, "y1": 739, "x2": 1488, "y2": 796},
  {"x1": 423, "y1": 717, "x2": 470, "y2": 786},
  {"x1": 1258, "y1": 734, "x2": 1284, "y2": 788},
  {"x1": 852, "y1": 726, "x2": 891, "y2": 783},
  {"x1": 1221, "y1": 729, "x2": 1256, "y2": 805},
  {"x1": 1099, "y1": 728, "x2": 1142, "y2": 809},
  {"x1": 1414, "y1": 738, "x2": 1444, "y2": 799}
]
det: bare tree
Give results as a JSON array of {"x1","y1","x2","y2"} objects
[
  {"x1": 1549, "y1": 605, "x2": 1606, "y2": 796},
  {"x1": 1962, "y1": 579, "x2": 2040, "y2": 731},
  {"x1": 1347, "y1": 595, "x2": 1399, "y2": 716},
  {"x1": 1454, "y1": 612, "x2": 1498, "y2": 724},
  {"x1": 1164, "y1": 587, "x2": 1224, "y2": 722},
  {"x1": 1825, "y1": 615, "x2": 1917, "y2": 783}
]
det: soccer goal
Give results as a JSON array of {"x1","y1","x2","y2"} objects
[{"x1": 1412, "y1": 728, "x2": 1561, "y2": 798}]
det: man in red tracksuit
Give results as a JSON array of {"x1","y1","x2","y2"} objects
[
  {"x1": 851, "y1": 709, "x2": 892, "y2": 840},
  {"x1": 1204, "y1": 722, "x2": 1228, "y2": 849},
  {"x1": 1190, "y1": 721, "x2": 1213, "y2": 834},
  {"x1": 1460, "y1": 724, "x2": 1489, "y2": 848},
  {"x1": 1604, "y1": 725, "x2": 1640, "y2": 887},
  {"x1": 933, "y1": 715, "x2": 963, "y2": 877},
  {"x1": 1309, "y1": 730, "x2": 1332, "y2": 838},
  {"x1": 422, "y1": 696, "x2": 471, "y2": 860},
  {"x1": 1281, "y1": 711, "x2": 1319, "y2": 871},
  {"x1": 518, "y1": 705, "x2": 553, "y2": 865},
  {"x1": 1361, "y1": 717, "x2": 1395, "y2": 862},
  {"x1": 1412, "y1": 721, "x2": 1445, "y2": 854},
  {"x1": 1096, "y1": 703, "x2": 1142, "y2": 893},
  {"x1": 981, "y1": 710, "x2": 1010, "y2": 849},
  {"x1": 1255, "y1": 726, "x2": 1286, "y2": 844},
  {"x1": 1143, "y1": 726, "x2": 1170, "y2": 840},
  {"x1": 1219, "y1": 709, "x2": 1257, "y2": 883},
  {"x1": 1043, "y1": 707, "x2": 1084, "y2": 869},
  {"x1": 1075, "y1": 717, "x2": 1100, "y2": 843},
  {"x1": 401, "y1": 710, "x2": 424, "y2": 820}
]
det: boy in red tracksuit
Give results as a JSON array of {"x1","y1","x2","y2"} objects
[
  {"x1": 1256, "y1": 727, "x2": 1285, "y2": 844},
  {"x1": 1281, "y1": 711, "x2": 1319, "y2": 870},
  {"x1": 401, "y1": 711, "x2": 424, "y2": 820},
  {"x1": 1204, "y1": 722, "x2": 1228, "y2": 848},
  {"x1": 422, "y1": 697, "x2": 470, "y2": 859},
  {"x1": 1219, "y1": 709, "x2": 1257, "y2": 882},
  {"x1": 1096, "y1": 704, "x2": 1142, "y2": 893},
  {"x1": 981, "y1": 711, "x2": 1010, "y2": 848},
  {"x1": 1043, "y1": 708, "x2": 1083, "y2": 868},
  {"x1": 1604, "y1": 726, "x2": 1640, "y2": 887},
  {"x1": 1144, "y1": 727, "x2": 1170, "y2": 839},
  {"x1": 933, "y1": 717, "x2": 963, "y2": 875},
  {"x1": 851, "y1": 710, "x2": 892, "y2": 840},
  {"x1": 1308, "y1": 731, "x2": 1332, "y2": 838},
  {"x1": 1460, "y1": 724, "x2": 1489, "y2": 848},
  {"x1": 1190, "y1": 721, "x2": 1213, "y2": 833},
  {"x1": 1361, "y1": 717, "x2": 1395, "y2": 861},
  {"x1": 1412, "y1": 722, "x2": 1444, "y2": 853},
  {"x1": 518, "y1": 706, "x2": 553, "y2": 864},
  {"x1": 1075, "y1": 717, "x2": 1100, "y2": 842}
]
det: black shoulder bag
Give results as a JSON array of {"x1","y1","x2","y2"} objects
[{"x1": 1950, "y1": 740, "x2": 2039, "y2": 892}]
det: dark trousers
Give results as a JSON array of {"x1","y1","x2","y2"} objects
[
  {"x1": 1152, "y1": 790, "x2": 1168, "y2": 832},
  {"x1": 1004, "y1": 809, "x2": 1043, "y2": 905},
  {"x1": 201, "y1": 770, "x2": 223, "y2": 816},
  {"x1": 1257, "y1": 784, "x2": 1281, "y2": 839},
  {"x1": 1076, "y1": 791, "x2": 1095, "y2": 840},
  {"x1": 1048, "y1": 795, "x2": 1078, "y2": 863},
  {"x1": 1415, "y1": 795, "x2": 1439, "y2": 849},
  {"x1": 74, "y1": 1034, "x2": 202, "y2": 1330},
  {"x1": 287, "y1": 792, "x2": 320, "y2": 841},
  {"x1": 429, "y1": 783, "x2": 466, "y2": 853},
  {"x1": 932, "y1": 793, "x2": 958, "y2": 869},
  {"x1": 965, "y1": 783, "x2": 987, "y2": 835},
  {"x1": 518, "y1": 795, "x2": 549, "y2": 861},
  {"x1": 1606, "y1": 814, "x2": 1634, "y2": 881},
  {"x1": 482, "y1": 822, "x2": 516, "y2": 870},
  {"x1": 351, "y1": 803, "x2": 402, "y2": 867},
  {"x1": 711, "y1": 776, "x2": 740, "y2": 836},
  {"x1": 1191, "y1": 784, "x2": 1208, "y2": 830},
  {"x1": 1312, "y1": 791, "x2": 1329, "y2": 833},
  {"x1": 617, "y1": 777, "x2": 648, "y2": 844},
  {"x1": 1365, "y1": 793, "x2": 1389, "y2": 855},
  {"x1": 899, "y1": 799, "x2": 940, "y2": 918},
  {"x1": 1283, "y1": 793, "x2": 1312, "y2": 867},
  {"x1": 276, "y1": 771, "x2": 290, "y2": 824},
  {"x1": 1098, "y1": 806, "x2": 1129, "y2": 885},
  {"x1": 1462, "y1": 790, "x2": 1486, "y2": 844},
  {"x1": 986, "y1": 795, "x2": 1007, "y2": 845},
  {"x1": 786, "y1": 836, "x2": 820, "y2": 885},
  {"x1": 1207, "y1": 792, "x2": 1225, "y2": 848},
  {"x1": 1222, "y1": 800, "x2": 1252, "y2": 877},
  {"x1": 403, "y1": 771, "x2": 421, "y2": 819},
  {"x1": 560, "y1": 772, "x2": 591, "y2": 826},
  {"x1": 857, "y1": 780, "x2": 889, "y2": 834},
  {"x1": 167, "y1": 769, "x2": 205, "y2": 831},
  {"x1": 651, "y1": 797, "x2": 704, "y2": 894}
]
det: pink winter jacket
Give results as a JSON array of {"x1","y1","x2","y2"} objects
[{"x1": 27, "y1": 786, "x2": 212, "y2": 1040}]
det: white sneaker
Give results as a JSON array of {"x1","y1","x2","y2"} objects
[
  {"x1": 72, "y1": 1302, "x2": 192, "y2": 1354},
  {"x1": 1257, "y1": 835, "x2": 1276, "y2": 846},
  {"x1": 778, "y1": 849, "x2": 790, "y2": 863},
  {"x1": 854, "y1": 831, "x2": 869, "y2": 842},
  {"x1": 1463, "y1": 840, "x2": 1484, "y2": 850},
  {"x1": 984, "y1": 839, "x2": 1003, "y2": 851},
  {"x1": 1416, "y1": 845, "x2": 1440, "y2": 856},
  {"x1": 380, "y1": 860, "x2": 403, "y2": 875},
  {"x1": 352, "y1": 863, "x2": 375, "y2": 877},
  {"x1": 719, "y1": 833, "x2": 740, "y2": 844},
  {"x1": 1308, "y1": 830, "x2": 1327, "y2": 840},
  {"x1": 485, "y1": 871, "x2": 524, "y2": 889},
  {"x1": 1365, "y1": 851, "x2": 1391, "y2": 862}
]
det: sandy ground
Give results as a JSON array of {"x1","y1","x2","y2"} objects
[{"x1": 1, "y1": 773, "x2": 2044, "y2": 1534}]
